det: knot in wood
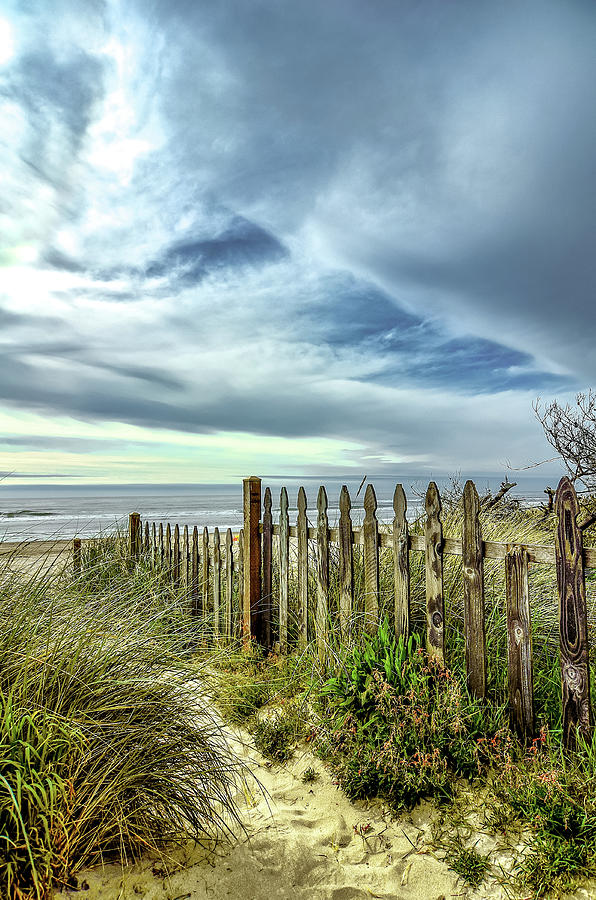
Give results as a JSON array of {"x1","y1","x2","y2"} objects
[
  {"x1": 563, "y1": 663, "x2": 585, "y2": 693},
  {"x1": 513, "y1": 623, "x2": 524, "y2": 645},
  {"x1": 432, "y1": 611, "x2": 443, "y2": 629}
]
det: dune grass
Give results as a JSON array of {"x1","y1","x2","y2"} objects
[{"x1": 0, "y1": 537, "x2": 249, "y2": 900}]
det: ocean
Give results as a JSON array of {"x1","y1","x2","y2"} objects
[{"x1": 0, "y1": 473, "x2": 563, "y2": 542}]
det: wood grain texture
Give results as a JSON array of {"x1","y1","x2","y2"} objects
[
  {"x1": 392, "y1": 484, "x2": 409, "y2": 641},
  {"x1": 191, "y1": 526, "x2": 199, "y2": 617},
  {"x1": 144, "y1": 521, "x2": 150, "y2": 554},
  {"x1": 202, "y1": 527, "x2": 210, "y2": 623},
  {"x1": 173, "y1": 524, "x2": 181, "y2": 588},
  {"x1": 152, "y1": 522, "x2": 157, "y2": 567},
  {"x1": 159, "y1": 523, "x2": 164, "y2": 568},
  {"x1": 505, "y1": 546, "x2": 534, "y2": 739},
  {"x1": 425, "y1": 482, "x2": 444, "y2": 663},
  {"x1": 338, "y1": 485, "x2": 354, "y2": 640},
  {"x1": 296, "y1": 487, "x2": 308, "y2": 650},
  {"x1": 279, "y1": 487, "x2": 290, "y2": 653},
  {"x1": 556, "y1": 476, "x2": 592, "y2": 749},
  {"x1": 213, "y1": 527, "x2": 221, "y2": 638},
  {"x1": 363, "y1": 484, "x2": 380, "y2": 634},
  {"x1": 225, "y1": 528, "x2": 233, "y2": 640},
  {"x1": 262, "y1": 487, "x2": 273, "y2": 650},
  {"x1": 243, "y1": 477, "x2": 262, "y2": 646},
  {"x1": 316, "y1": 486, "x2": 329, "y2": 663},
  {"x1": 462, "y1": 480, "x2": 486, "y2": 698}
]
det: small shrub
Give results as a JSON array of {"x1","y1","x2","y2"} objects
[
  {"x1": 252, "y1": 715, "x2": 296, "y2": 762},
  {"x1": 301, "y1": 766, "x2": 318, "y2": 784},
  {"x1": 317, "y1": 619, "x2": 506, "y2": 809}
]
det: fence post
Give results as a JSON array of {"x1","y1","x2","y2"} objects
[
  {"x1": 73, "y1": 538, "x2": 81, "y2": 578},
  {"x1": 393, "y1": 484, "x2": 409, "y2": 641},
  {"x1": 129, "y1": 513, "x2": 141, "y2": 563},
  {"x1": 262, "y1": 487, "x2": 273, "y2": 649},
  {"x1": 425, "y1": 482, "x2": 444, "y2": 664},
  {"x1": 242, "y1": 476, "x2": 262, "y2": 647},
  {"x1": 556, "y1": 476, "x2": 592, "y2": 749},
  {"x1": 213, "y1": 528, "x2": 221, "y2": 638},
  {"x1": 462, "y1": 480, "x2": 486, "y2": 699}
]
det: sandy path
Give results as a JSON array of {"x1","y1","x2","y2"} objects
[{"x1": 54, "y1": 732, "x2": 517, "y2": 900}]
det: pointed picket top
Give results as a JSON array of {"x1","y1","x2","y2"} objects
[
  {"x1": 340, "y1": 484, "x2": 351, "y2": 516},
  {"x1": 364, "y1": 483, "x2": 377, "y2": 516},
  {"x1": 317, "y1": 484, "x2": 328, "y2": 516},
  {"x1": 298, "y1": 485, "x2": 307, "y2": 516},
  {"x1": 280, "y1": 486, "x2": 289, "y2": 516},
  {"x1": 264, "y1": 486, "x2": 272, "y2": 516},
  {"x1": 393, "y1": 483, "x2": 407, "y2": 523},
  {"x1": 425, "y1": 481, "x2": 441, "y2": 518}
]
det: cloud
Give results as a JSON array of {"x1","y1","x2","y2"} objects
[{"x1": 1, "y1": 0, "x2": 594, "y2": 479}]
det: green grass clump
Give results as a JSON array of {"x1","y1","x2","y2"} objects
[
  {"x1": 0, "y1": 538, "x2": 247, "y2": 899},
  {"x1": 443, "y1": 840, "x2": 490, "y2": 888}
]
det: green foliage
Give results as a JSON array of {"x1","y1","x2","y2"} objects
[
  {"x1": 493, "y1": 732, "x2": 596, "y2": 897},
  {"x1": 0, "y1": 539, "x2": 247, "y2": 899},
  {"x1": 301, "y1": 766, "x2": 318, "y2": 784},
  {"x1": 252, "y1": 714, "x2": 297, "y2": 762},
  {"x1": 317, "y1": 620, "x2": 506, "y2": 809},
  {"x1": 443, "y1": 840, "x2": 490, "y2": 888},
  {"x1": 0, "y1": 696, "x2": 83, "y2": 899}
]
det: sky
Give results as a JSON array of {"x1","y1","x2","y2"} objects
[{"x1": 0, "y1": 0, "x2": 594, "y2": 485}]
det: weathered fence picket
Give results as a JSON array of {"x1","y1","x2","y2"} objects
[
  {"x1": 296, "y1": 487, "x2": 308, "y2": 649},
  {"x1": 425, "y1": 482, "x2": 444, "y2": 663},
  {"x1": 316, "y1": 486, "x2": 329, "y2": 662},
  {"x1": 213, "y1": 527, "x2": 221, "y2": 637},
  {"x1": 262, "y1": 487, "x2": 273, "y2": 649},
  {"x1": 279, "y1": 488, "x2": 289, "y2": 653},
  {"x1": 393, "y1": 484, "x2": 409, "y2": 641},
  {"x1": 363, "y1": 485, "x2": 379, "y2": 635},
  {"x1": 505, "y1": 545, "x2": 534, "y2": 739},
  {"x1": 556, "y1": 476, "x2": 592, "y2": 749},
  {"x1": 462, "y1": 480, "x2": 486, "y2": 699},
  {"x1": 338, "y1": 485, "x2": 353, "y2": 640},
  {"x1": 225, "y1": 528, "x2": 233, "y2": 640}
]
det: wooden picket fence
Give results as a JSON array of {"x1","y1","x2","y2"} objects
[{"x1": 127, "y1": 474, "x2": 596, "y2": 750}]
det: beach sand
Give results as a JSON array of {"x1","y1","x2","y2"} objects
[{"x1": 53, "y1": 726, "x2": 576, "y2": 900}]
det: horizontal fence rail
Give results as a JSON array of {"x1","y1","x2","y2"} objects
[{"x1": 124, "y1": 474, "x2": 595, "y2": 749}]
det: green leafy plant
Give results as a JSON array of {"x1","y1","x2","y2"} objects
[{"x1": 444, "y1": 840, "x2": 490, "y2": 888}]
